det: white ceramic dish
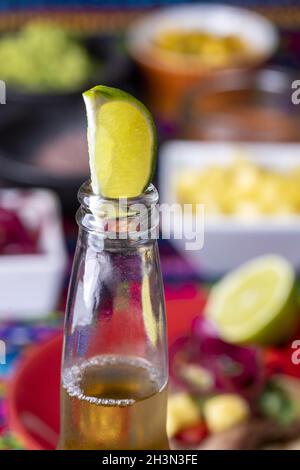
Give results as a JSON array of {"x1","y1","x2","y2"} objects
[
  {"x1": 159, "y1": 141, "x2": 300, "y2": 278},
  {"x1": 0, "y1": 189, "x2": 67, "y2": 318},
  {"x1": 127, "y1": 4, "x2": 279, "y2": 67}
]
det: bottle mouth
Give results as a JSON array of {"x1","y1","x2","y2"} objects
[
  {"x1": 78, "y1": 180, "x2": 159, "y2": 207},
  {"x1": 76, "y1": 180, "x2": 159, "y2": 239}
]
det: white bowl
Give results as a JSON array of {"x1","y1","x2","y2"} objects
[
  {"x1": 0, "y1": 189, "x2": 67, "y2": 318},
  {"x1": 159, "y1": 141, "x2": 300, "y2": 278},
  {"x1": 128, "y1": 4, "x2": 279, "y2": 67}
]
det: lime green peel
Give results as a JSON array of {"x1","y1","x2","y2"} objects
[
  {"x1": 83, "y1": 85, "x2": 157, "y2": 199},
  {"x1": 205, "y1": 255, "x2": 299, "y2": 345}
]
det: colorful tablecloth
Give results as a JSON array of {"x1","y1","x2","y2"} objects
[{"x1": 0, "y1": 314, "x2": 62, "y2": 449}]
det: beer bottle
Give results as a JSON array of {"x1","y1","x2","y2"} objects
[{"x1": 59, "y1": 182, "x2": 169, "y2": 450}]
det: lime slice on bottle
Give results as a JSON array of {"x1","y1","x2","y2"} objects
[
  {"x1": 205, "y1": 256, "x2": 299, "y2": 345},
  {"x1": 83, "y1": 85, "x2": 156, "y2": 198}
]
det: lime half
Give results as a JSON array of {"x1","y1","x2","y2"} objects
[
  {"x1": 83, "y1": 85, "x2": 156, "y2": 198},
  {"x1": 205, "y1": 256, "x2": 299, "y2": 345}
]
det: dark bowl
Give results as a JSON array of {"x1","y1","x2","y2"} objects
[
  {"x1": 0, "y1": 103, "x2": 88, "y2": 215},
  {"x1": 0, "y1": 34, "x2": 134, "y2": 215}
]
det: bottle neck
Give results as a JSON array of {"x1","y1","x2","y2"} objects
[{"x1": 76, "y1": 180, "x2": 159, "y2": 247}]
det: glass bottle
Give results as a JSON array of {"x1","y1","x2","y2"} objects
[{"x1": 59, "y1": 181, "x2": 169, "y2": 450}]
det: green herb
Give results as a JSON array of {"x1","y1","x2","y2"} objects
[
  {"x1": 259, "y1": 381, "x2": 295, "y2": 426},
  {"x1": 0, "y1": 22, "x2": 95, "y2": 92}
]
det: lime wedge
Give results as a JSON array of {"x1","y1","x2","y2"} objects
[
  {"x1": 83, "y1": 85, "x2": 156, "y2": 198},
  {"x1": 205, "y1": 256, "x2": 299, "y2": 345}
]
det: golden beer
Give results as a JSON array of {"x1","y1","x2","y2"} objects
[{"x1": 59, "y1": 355, "x2": 169, "y2": 450}]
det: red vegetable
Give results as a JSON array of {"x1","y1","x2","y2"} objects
[
  {"x1": 175, "y1": 422, "x2": 208, "y2": 446},
  {"x1": 0, "y1": 207, "x2": 38, "y2": 255},
  {"x1": 264, "y1": 347, "x2": 300, "y2": 379},
  {"x1": 170, "y1": 316, "x2": 265, "y2": 401}
]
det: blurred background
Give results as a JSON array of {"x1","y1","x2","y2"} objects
[{"x1": 1, "y1": 0, "x2": 300, "y2": 451}]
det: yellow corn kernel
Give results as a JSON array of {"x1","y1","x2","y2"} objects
[
  {"x1": 167, "y1": 393, "x2": 201, "y2": 438},
  {"x1": 203, "y1": 394, "x2": 250, "y2": 434}
]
